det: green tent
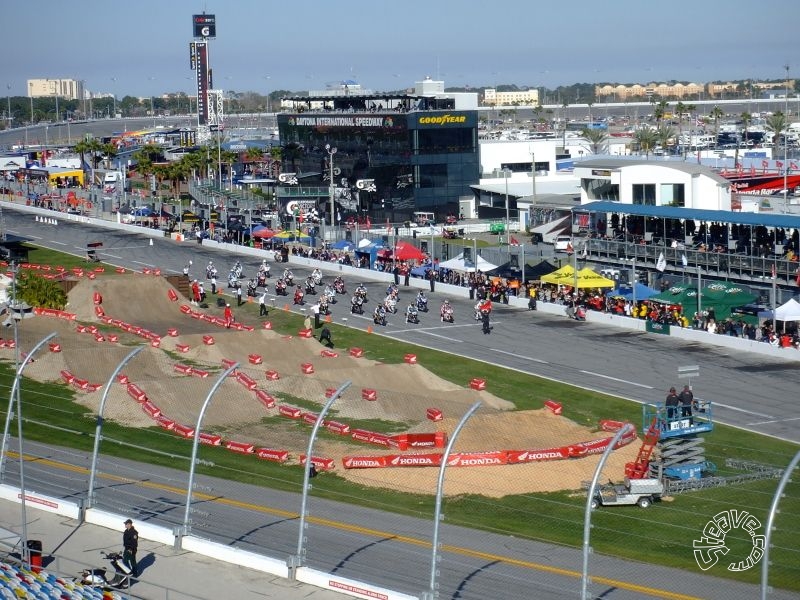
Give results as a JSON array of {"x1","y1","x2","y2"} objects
[
  {"x1": 648, "y1": 286, "x2": 702, "y2": 316},
  {"x1": 700, "y1": 282, "x2": 758, "y2": 319}
]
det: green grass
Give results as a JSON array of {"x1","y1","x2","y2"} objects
[{"x1": 3, "y1": 247, "x2": 799, "y2": 591}]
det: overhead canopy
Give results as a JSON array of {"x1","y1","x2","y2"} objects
[
  {"x1": 774, "y1": 298, "x2": 800, "y2": 322},
  {"x1": 649, "y1": 282, "x2": 757, "y2": 320},
  {"x1": 575, "y1": 267, "x2": 616, "y2": 288},
  {"x1": 540, "y1": 264, "x2": 575, "y2": 285},
  {"x1": 438, "y1": 253, "x2": 499, "y2": 273},
  {"x1": 391, "y1": 241, "x2": 427, "y2": 262},
  {"x1": 609, "y1": 282, "x2": 659, "y2": 301}
]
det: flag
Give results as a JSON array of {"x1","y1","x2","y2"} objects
[
  {"x1": 771, "y1": 263, "x2": 777, "y2": 279},
  {"x1": 656, "y1": 252, "x2": 666, "y2": 272},
  {"x1": 776, "y1": 161, "x2": 784, "y2": 169},
  {"x1": 791, "y1": 161, "x2": 799, "y2": 171},
  {"x1": 566, "y1": 242, "x2": 573, "y2": 255},
  {"x1": 681, "y1": 254, "x2": 688, "y2": 267},
  {"x1": 510, "y1": 235, "x2": 520, "y2": 246},
  {"x1": 581, "y1": 243, "x2": 588, "y2": 259}
]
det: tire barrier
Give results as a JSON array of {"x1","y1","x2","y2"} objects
[
  {"x1": 94, "y1": 305, "x2": 105, "y2": 317},
  {"x1": 403, "y1": 354, "x2": 418, "y2": 364},
  {"x1": 300, "y1": 362, "x2": 314, "y2": 374},
  {"x1": 93, "y1": 292, "x2": 102, "y2": 305},
  {"x1": 544, "y1": 400, "x2": 563, "y2": 415},
  {"x1": 116, "y1": 374, "x2": 129, "y2": 385},
  {"x1": 265, "y1": 370, "x2": 280, "y2": 381},
  {"x1": 141, "y1": 400, "x2": 162, "y2": 419},
  {"x1": 202, "y1": 335, "x2": 215, "y2": 345},
  {"x1": 254, "y1": 390, "x2": 276, "y2": 408},
  {"x1": 221, "y1": 358, "x2": 238, "y2": 371},
  {"x1": 48, "y1": 343, "x2": 61, "y2": 353},
  {"x1": 278, "y1": 405, "x2": 303, "y2": 419},
  {"x1": 262, "y1": 321, "x2": 273, "y2": 329},
  {"x1": 190, "y1": 368, "x2": 209, "y2": 379},
  {"x1": 325, "y1": 420, "x2": 351, "y2": 435},
  {"x1": 248, "y1": 354, "x2": 263, "y2": 365},
  {"x1": 0, "y1": 339, "x2": 16, "y2": 349},
  {"x1": 172, "y1": 423, "x2": 195, "y2": 438},
  {"x1": 301, "y1": 412, "x2": 319, "y2": 425},
  {"x1": 469, "y1": 378, "x2": 487, "y2": 391},
  {"x1": 167, "y1": 289, "x2": 178, "y2": 302},
  {"x1": 150, "y1": 338, "x2": 161, "y2": 348},
  {"x1": 166, "y1": 328, "x2": 179, "y2": 337},
  {"x1": 235, "y1": 371, "x2": 257, "y2": 390},
  {"x1": 32, "y1": 307, "x2": 77, "y2": 321},
  {"x1": 156, "y1": 416, "x2": 176, "y2": 430},
  {"x1": 351, "y1": 429, "x2": 391, "y2": 447},
  {"x1": 225, "y1": 441, "x2": 255, "y2": 454},
  {"x1": 349, "y1": 347, "x2": 364, "y2": 358},
  {"x1": 298, "y1": 329, "x2": 313, "y2": 338},
  {"x1": 60, "y1": 370, "x2": 75, "y2": 384},
  {"x1": 175, "y1": 344, "x2": 190, "y2": 353},
  {"x1": 126, "y1": 383, "x2": 147, "y2": 403},
  {"x1": 320, "y1": 349, "x2": 338, "y2": 358},
  {"x1": 173, "y1": 364, "x2": 193, "y2": 375},
  {"x1": 198, "y1": 432, "x2": 223, "y2": 446},
  {"x1": 324, "y1": 388, "x2": 337, "y2": 398},
  {"x1": 426, "y1": 408, "x2": 443, "y2": 422},
  {"x1": 361, "y1": 389, "x2": 377, "y2": 401},
  {"x1": 599, "y1": 419, "x2": 630, "y2": 432}
]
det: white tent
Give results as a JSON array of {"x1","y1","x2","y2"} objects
[
  {"x1": 438, "y1": 253, "x2": 499, "y2": 273},
  {"x1": 774, "y1": 298, "x2": 800, "y2": 322}
]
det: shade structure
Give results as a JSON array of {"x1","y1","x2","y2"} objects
[
  {"x1": 575, "y1": 267, "x2": 616, "y2": 289},
  {"x1": 774, "y1": 298, "x2": 800, "y2": 322},
  {"x1": 252, "y1": 228, "x2": 276, "y2": 239},
  {"x1": 609, "y1": 282, "x2": 658, "y2": 301},
  {"x1": 540, "y1": 264, "x2": 576, "y2": 285},
  {"x1": 273, "y1": 230, "x2": 302, "y2": 240},
  {"x1": 438, "y1": 253, "x2": 499, "y2": 273},
  {"x1": 331, "y1": 239, "x2": 354, "y2": 251},
  {"x1": 391, "y1": 241, "x2": 427, "y2": 262}
]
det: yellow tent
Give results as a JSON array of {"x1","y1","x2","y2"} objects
[
  {"x1": 575, "y1": 267, "x2": 615, "y2": 288},
  {"x1": 540, "y1": 265, "x2": 575, "y2": 285}
]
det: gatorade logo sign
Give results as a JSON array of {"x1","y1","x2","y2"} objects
[{"x1": 418, "y1": 113, "x2": 467, "y2": 125}]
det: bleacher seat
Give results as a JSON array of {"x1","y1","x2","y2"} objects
[{"x1": 0, "y1": 561, "x2": 123, "y2": 600}]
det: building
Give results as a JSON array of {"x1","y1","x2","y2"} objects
[
  {"x1": 595, "y1": 82, "x2": 705, "y2": 101},
  {"x1": 483, "y1": 88, "x2": 539, "y2": 107},
  {"x1": 277, "y1": 81, "x2": 480, "y2": 221},
  {"x1": 27, "y1": 79, "x2": 84, "y2": 101},
  {"x1": 573, "y1": 158, "x2": 732, "y2": 211}
]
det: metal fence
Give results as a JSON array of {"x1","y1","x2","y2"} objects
[{"x1": 1, "y1": 328, "x2": 799, "y2": 600}]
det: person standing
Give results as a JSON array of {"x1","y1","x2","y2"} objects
[
  {"x1": 319, "y1": 326, "x2": 333, "y2": 348},
  {"x1": 393, "y1": 264, "x2": 400, "y2": 285},
  {"x1": 122, "y1": 519, "x2": 139, "y2": 577},
  {"x1": 665, "y1": 387, "x2": 680, "y2": 420},
  {"x1": 236, "y1": 284, "x2": 243, "y2": 307},
  {"x1": 311, "y1": 301, "x2": 321, "y2": 329},
  {"x1": 259, "y1": 290, "x2": 269, "y2": 316},
  {"x1": 224, "y1": 303, "x2": 233, "y2": 328},
  {"x1": 403, "y1": 263, "x2": 410, "y2": 286},
  {"x1": 210, "y1": 274, "x2": 217, "y2": 295},
  {"x1": 679, "y1": 385, "x2": 694, "y2": 419},
  {"x1": 481, "y1": 309, "x2": 492, "y2": 334},
  {"x1": 427, "y1": 268, "x2": 436, "y2": 292}
]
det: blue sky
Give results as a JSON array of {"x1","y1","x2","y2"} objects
[{"x1": 5, "y1": 0, "x2": 798, "y2": 98}]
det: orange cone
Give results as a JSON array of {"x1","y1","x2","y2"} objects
[
  {"x1": 366, "y1": 326, "x2": 373, "y2": 334},
  {"x1": 325, "y1": 314, "x2": 332, "y2": 323},
  {"x1": 247, "y1": 295, "x2": 253, "y2": 303},
  {"x1": 283, "y1": 304, "x2": 289, "y2": 311}
]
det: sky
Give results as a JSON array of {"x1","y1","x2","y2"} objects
[{"x1": 4, "y1": 0, "x2": 799, "y2": 99}]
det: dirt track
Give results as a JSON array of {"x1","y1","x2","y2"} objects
[{"x1": 7, "y1": 274, "x2": 639, "y2": 498}]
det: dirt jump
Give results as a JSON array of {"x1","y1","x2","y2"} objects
[{"x1": 6, "y1": 274, "x2": 640, "y2": 498}]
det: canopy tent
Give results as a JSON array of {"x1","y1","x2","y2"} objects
[
  {"x1": 252, "y1": 228, "x2": 276, "y2": 239},
  {"x1": 438, "y1": 253, "x2": 499, "y2": 273},
  {"x1": 575, "y1": 268, "x2": 615, "y2": 289},
  {"x1": 774, "y1": 298, "x2": 800, "y2": 322},
  {"x1": 411, "y1": 264, "x2": 433, "y2": 278},
  {"x1": 608, "y1": 282, "x2": 659, "y2": 301},
  {"x1": 540, "y1": 264, "x2": 575, "y2": 285},
  {"x1": 523, "y1": 260, "x2": 559, "y2": 281},
  {"x1": 698, "y1": 281, "x2": 758, "y2": 320},
  {"x1": 331, "y1": 239, "x2": 355, "y2": 251},
  {"x1": 390, "y1": 241, "x2": 427, "y2": 262},
  {"x1": 354, "y1": 240, "x2": 385, "y2": 269},
  {"x1": 648, "y1": 285, "x2": 701, "y2": 316}
]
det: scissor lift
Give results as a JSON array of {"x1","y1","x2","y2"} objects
[{"x1": 642, "y1": 401, "x2": 714, "y2": 480}]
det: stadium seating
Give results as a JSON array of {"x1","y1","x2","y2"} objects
[{"x1": 0, "y1": 560, "x2": 124, "y2": 600}]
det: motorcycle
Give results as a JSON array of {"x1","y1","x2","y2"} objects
[
  {"x1": 305, "y1": 278, "x2": 317, "y2": 295},
  {"x1": 319, "y1": 296, "x2": 330, "y2": 315},
  {"x1": 293, "y1": 288, "x2": 305, "y2": 305},
  {"x1": 78, "y1": 551, "x2": 131, "y2": 589},
  {"x1": 416, "y1": 295, "x2": 429, "y2": 312},
  {"x1": 275, "y1": 278, "x2": 288, "y2": 296},
  {"x1": 227, "y1": 271, "x2": 239, "y2": 289},
  {"x1": 351, "y1": 295, "x2": 364, "y2": 315},
  {"x1": 440, "y1": 304, "x2": 454, "y2": 323},
  {"x1": 206, "y1": 263, "x2": 217, "y2": 280},
  {"x1": 282, "y1": 269, "x2": 294, "y2": 286},
  {"x1": 247, "y1": 280, "x2": 258, "y2": 297},
  {"x1": 311, "y1": 269, "x2": 323, "y2": 286},
  {"x1": 323, "y1": 285, "x2": 337, "y2": 304},
  {"x1": 231, "y1": 261, "x2": 243, "y2": 279},
  {"x1": 384, "y1": 295, "x2": 398, "y2": 314},
  {"x1": 373, "y1": 305, "x2": 387, "y2": 326},
  {"x1": 256, "y1": 273, "x2": 267, "y2": 288},
  {"x1": 406, "y1": 306, "x2": 419, "y2": 324},
  {"x1": 333, "y1": 277, "x2": 346, "y2": 295}
]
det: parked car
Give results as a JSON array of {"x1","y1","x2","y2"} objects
[{"x1": 554, "y1": 235, "x2": 573, "y2": 252}]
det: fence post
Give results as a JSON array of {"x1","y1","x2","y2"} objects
[
  {"x1": 761, "y1": 450, "x2": 800, "y2": 600},
  {"x1": 2, "y1": 332, "x2": 58, "y2": 569},
  {"x1": 288, "y1": 380, "x2": 352, "y2": 579},
  {"x1": 86, "y1": 345, "x2": 145, "y2": 512},
  {"x1": 581, "y1": 423, "x2": 636, "y2": 600},
  {"x1": 178, "y1": 362, "x2": 240, "y2": 548},
  {"x1": 423, "y1": 401, "x2": 481, "y2": 600}
]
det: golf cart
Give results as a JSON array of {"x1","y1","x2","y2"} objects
[{"x1": 590, "y1": 478, "x2": 663, "y2": 509}]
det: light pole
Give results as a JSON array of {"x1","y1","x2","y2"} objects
[
  {"x1": 783, "y1": 64, "x2": 790, "y2": 214},
  {"x1": 530, "y1": 150, "x2": 537, "y2": 226},
  {"x1": 52, "y1": 81, "x2": 59, "y2": 124},
  {"x1": 326, "y1": 144, "x2": 337, "y2": 229},
  {"x1": 503, "y1": 167, "x2": 511, "y2": 244},
  {"x1": 148, "y1": 76, "x2": 157, "y2": 129},
  {"x1": 111, "y1": 77, "x2": 117, "y2": 118},
  {"x1": 28, "y1": 82, "x2": 33, "y2": 125},
  {"x1": 263, "y1": 75, "x2": 271, "y2": 113},
  {"x1": 6, "y1": 84, "x2": 11, "y2": 128}
]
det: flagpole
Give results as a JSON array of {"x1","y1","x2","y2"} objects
[{"x1": 772, "y1": 261, "x2": 778, "y2": 326}]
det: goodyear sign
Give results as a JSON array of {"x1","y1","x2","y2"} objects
[{"x1": 413, "y1": 111, "x2": 475, "y2": 128}]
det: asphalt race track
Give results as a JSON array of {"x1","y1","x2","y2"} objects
[{"x1": 5, "y1": 207, "x2": 799, "y2": 445}]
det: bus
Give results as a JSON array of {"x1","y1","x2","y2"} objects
[{"x1": 17, "y1": 167, "x2": 85, "y2": 188}]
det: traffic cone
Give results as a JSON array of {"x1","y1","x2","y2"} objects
[
  {"x1": 247, "y1": 295, "x2": 253, "y2": 303},
  {"x1": 325, "y1": 314, "x2": 332, "y2": 323},
  {"x1": 149, "y1": 239, "x2": 153, "y2": 246},
  {"x1": 366, "y1": 326, "x2": 373, "y2": 334},
  {"x1": 283, "y1": 304, "x2": 289, "y2": 311}
]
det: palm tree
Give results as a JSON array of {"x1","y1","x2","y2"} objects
[
  {"x1": 766, "y1": 111, "x2": 787, "y2": 148},
  {"x1": 654, "y1": 100, "x2": 669, "y2": 124},
  {"x1": 675, "y1": 101, "x2": 686, "y2": 155},
  {"x1": 244, "y1": 147, "x2": 264, "y2": 176},
  {"x1": 655, "y1": 126, "x2": 676, "y2": 155},
  {"x1": 581, "y1": 128, "x2": 608, "y2": 154},
  {"x1": 74, "y1": 139, "x2": 92, "y2": 172},
  {"x1": 132, "y1": 144, "x2": 163, "y2": 190},
  {"x1": 737, "y1": 111, "x2": 753, "y2": 167},
  {"x1": 709, "y1": 105, "x2": 724, "y2": 147},
  {"x1": 633, "y1": 128, "x2": 658, "y2": 158}
]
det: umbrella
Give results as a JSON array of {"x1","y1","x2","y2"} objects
[
  {"x1": 253, "y1": 228, "x2": 276, "y2": 239},
  {"x1": 132, "y1": 207, "x2": 153, "y2": 217},
  {"x1": 357, "y1": 238, "x2": 373, "y2": 248}
]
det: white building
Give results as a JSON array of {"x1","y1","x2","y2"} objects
[
  {"x1": 27, "y1": 78, "x2": 84, "y2": 100},
  {"x1": 573, "y1": 158, "x2": 732, "y2": 211}
]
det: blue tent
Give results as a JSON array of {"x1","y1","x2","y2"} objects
[
  {"x1": 132, "y1": 207, "x2": 153, "y2": 217},
  {"x1": 354, "y1": 241, "x2": 384, "y2": 269},
  {"x1": 331, "y1": 239, "x2": 355, "y2": 251},
  {"x1": 411, "y1": 264, "x2": 433, "y2": 278},
  {"x1": 609, "y1": 282, "x2": 658, "y2": 301}
]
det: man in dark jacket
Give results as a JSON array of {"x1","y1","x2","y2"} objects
[{"x1": 123, "y1": 519, "x2": 139, "y2": 577}]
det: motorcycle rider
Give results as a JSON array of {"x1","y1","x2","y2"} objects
[
  {"x1": 319, "y1": 294, "x2": 329, "y2": 315},
  {"x1": 247, "y1": 279, "x2": 258, "y2": 297},
  {"x1": 384, "y1": 293, "x2": 397, "y2": 314},
  {"x1": 373, "y1": 304, "x2": 387, "y2": 326},
  {"x1": 305, "y1": 275, "x2": 317, "y2": 295},
  {"x1": 355, "y1": 283, "x2": 368, "y2": 301},
  {"x1": 293, "y1": 285, "x2": 305, "y2": 305},
  {"x1": 282, "y1": 268, "x2": 294, "y2": 286},
  {"x1": 333, "y1": 276, "x2": 346, "y2": 294},
  {"x1": 323, "y1": 284, "x2": 337, "y2": 304},
  {"x1": 440, "y1": 299, "x2": 454, "y2": 323},
  {"x1": 351, "y1": 294, "x2": 364, "y2": 314},
  {"x1": 405, "y1": 302, "x2": 419, "y2": 324},
  {"x1": 416, "y1": 290, "x2": 428, "y2": 311},
  {"x1": 206, "y1": 261, "x2": 216, "y2": 280},
  {"x1": 311, "y1": 268, "x2": 323, "y2": 285},
  {"x1": 275, "y1": 277, "x2": 287, "y2": 296}
]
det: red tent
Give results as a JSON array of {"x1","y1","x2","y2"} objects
[
  {"x1": 253, "y1": 228, "x2": 276, "y2": 239},
  {"x1": 392, "y1": 241, "x2": 427, "y2": 261}
]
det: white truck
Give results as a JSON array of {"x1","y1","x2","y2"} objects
[{"x1": 590, "y1": 478, "x2": 664, "y2": 509}]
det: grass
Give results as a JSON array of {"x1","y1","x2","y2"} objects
[{"x1": 2, "y1": 248, "x2": 799, "y2": 591}]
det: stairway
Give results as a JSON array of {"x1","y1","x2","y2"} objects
[
  {"x1": 165, "y1": 274, "x2": 192, "y2": 300},
  {"x1": 625, "y1": 419, "x2": 660, "y2": 479}
]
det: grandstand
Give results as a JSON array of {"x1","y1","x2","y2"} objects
[{"x1": 0, "y1": 560, "x2": 125, "y2": 600}]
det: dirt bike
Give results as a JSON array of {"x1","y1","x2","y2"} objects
[{"x1": 78, "y1": 551, "x2": 131, "y2": 589}]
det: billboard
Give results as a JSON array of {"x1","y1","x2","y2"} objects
[
  {"x1": 192, "y1": 14, "x2": 216, "y2": 38},
  {"x1": 195, "y1": 42, "x2": 209, "y2": 125}
]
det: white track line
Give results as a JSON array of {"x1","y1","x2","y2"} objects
[
  {"x1": 492, "y1": 349, "x2": 548, "y2": 364},
  {"x1": 579, "y1": 370, "x2": 654, "y2": 389},
  {"x1": 712, "y1": 402, "x2": 774, "y2": 419}
]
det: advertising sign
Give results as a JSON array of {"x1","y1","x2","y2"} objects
[
  {"x1": 195, "y1": 42, "x2": 209, "y2": 125},
  {"x1": 192, "y1": 14, "x2": 216, "y2": 38}
]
